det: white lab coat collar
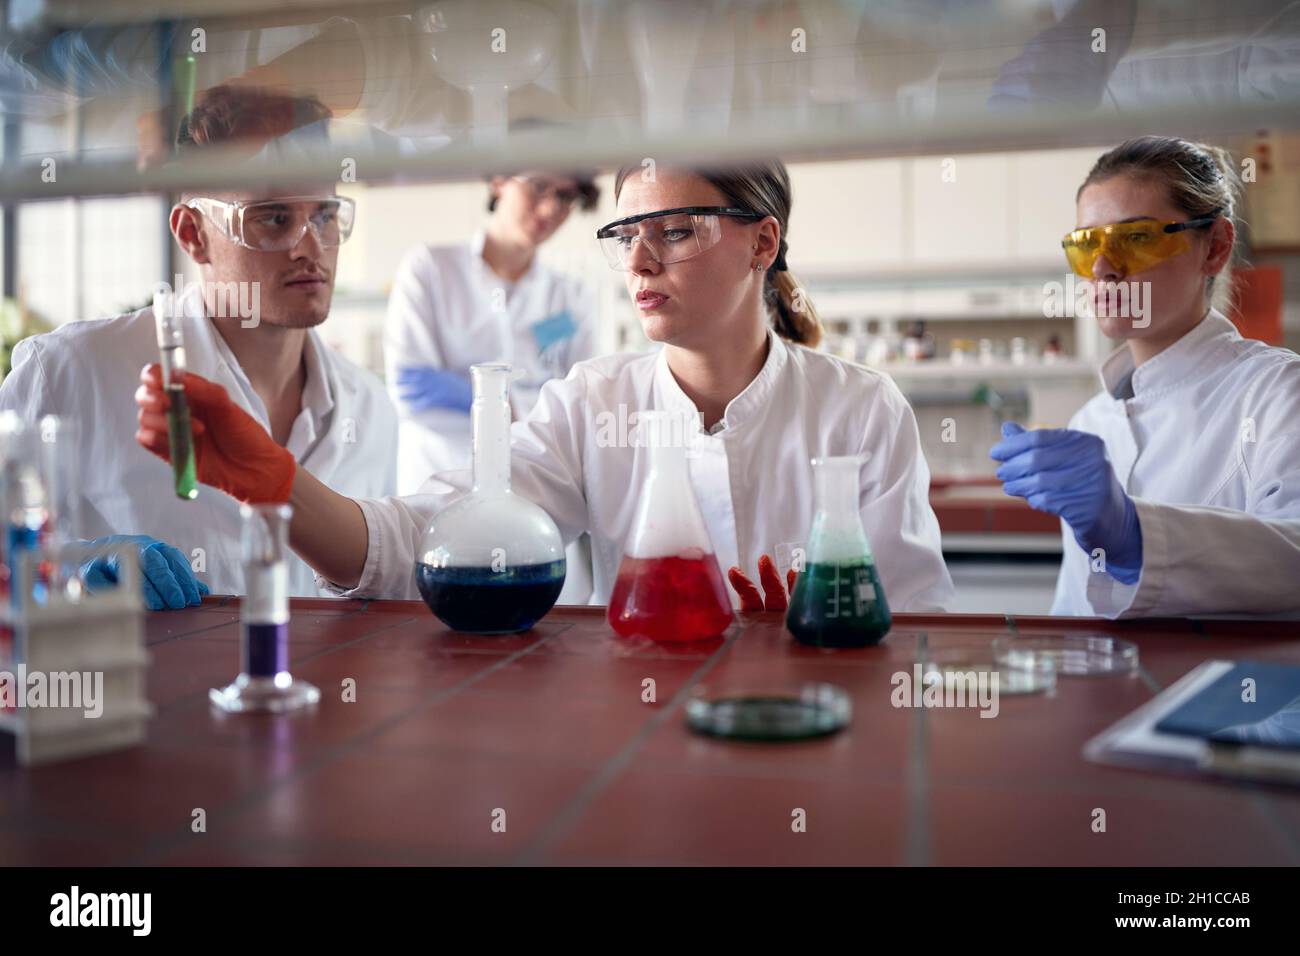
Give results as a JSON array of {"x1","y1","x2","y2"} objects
[
  {"x1": 1098, "y1": 309, "x2": 1239, "y2": 399},
  {"x1": 470, "y1": 226, "x2": 541, "y2": 293},
  {"x1": 651, "y1": 327, "x2": 789, "y2": 435},
  {"x1": 175, "y1": 282, "x2": 336, "y2": 462}
]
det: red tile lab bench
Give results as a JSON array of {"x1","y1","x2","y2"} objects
[{"x1": 3, "y1": 598, "x2": 1299, "y2": 866}]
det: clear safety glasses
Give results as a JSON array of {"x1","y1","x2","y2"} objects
[
  {"x1": 595, "y1": 205, "x2": 762, "y2": 270},
  {"x1": 1061, "y1": 212, "x2": 1219, "y2": 279},
  {"x1": 512, "y1": 175, "x2": 582, "y2": 210},
  {"x1": 185, "y1": 196, "x2": 356, "y2": 252}
]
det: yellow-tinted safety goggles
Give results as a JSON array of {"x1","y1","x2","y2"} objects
[{"x1": 1061, "y1": 213, "x2": 1219, "y2": 279}]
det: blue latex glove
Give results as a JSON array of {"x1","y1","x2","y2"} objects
[
  {"x1": 990, "y1": 422, "x2": 1143, "y2": 584},
  {"x1": 394, "y1": 366, "x2": 472, "y2": 414},
  {"x1": 80, "y1": 535, "x2": 210, "y2": 611}
]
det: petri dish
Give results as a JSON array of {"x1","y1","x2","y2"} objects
[
  {"x1": 685, "y1": 682, "x2": 851, "y2": 741},
  {"x1": 992, "y1": 634, "x2": 1139, "y2": 677},
  {"x1": 917, "y1": 648, "x2": 1056, "y2": 696}
]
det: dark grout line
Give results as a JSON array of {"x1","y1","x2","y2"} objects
[
  {"x1": 120, "y1": 623, "x2": 572, "y2": 865},
  {"x1": 147, "y1": 614, "x2": 427, "y2": 717},
  {"x1": 1245, "y1": 791, "x2": 1300, "y2": 865},
  {"x1": 146, "y1": 616, "x2": 243, "y2": 646},
  {"x1": 288, "y1": 617, "x2": 426, "y2": 665},
  {"x1": 511, "y1": 620, "x2": 751, "y2": 866},
  {"x1": 145, "y1": 599, "x2": 380, "y2": 647},
  {"x1": 905, "y1": 631, "x2": 931, "y2": 866}
]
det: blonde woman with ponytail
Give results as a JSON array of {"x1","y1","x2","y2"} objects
[
  {"x1": 136, "y1": 160, "x2": 954, "y2": 612},
  {"x1": 992, "y1": 136, "x2": 1300, "y2": 619}
]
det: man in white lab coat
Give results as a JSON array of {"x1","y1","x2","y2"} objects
[
  {"x1": 993, "y1": 136, "x2": 1300, "y2": 619},
  {"x1": 0, "y1": 88, "x2": 396, "y2": 598}
]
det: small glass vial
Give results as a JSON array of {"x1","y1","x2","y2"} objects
[
  {"x1": 153, "y1": 289, "x2": 199, "y2": 500},
  {"x1": 209, "y1": 504, "x2": 320, "y2": 713},
  {"x1": 1009, "y1": 337, "x2": 1026, "y2": 365}
]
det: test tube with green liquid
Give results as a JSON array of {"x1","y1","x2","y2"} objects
[{"x1": 153, "y1": 290, "x2": 198, "y2": 500}]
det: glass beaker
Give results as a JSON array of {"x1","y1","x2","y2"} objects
[
  {"x1": 416, "y1": 363, "x2": 566, "y2": 634},
  {"x1": 209, "y1": 503, "x2": 320, "y2": 713},
  {"x1": 608, "y1": 409, "x2": 733, "y2": 643},
  {"x1": 785, "y1": 456, "x2": 892, "y2": 647}
]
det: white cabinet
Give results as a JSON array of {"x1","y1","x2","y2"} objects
[
  {"x1": 785, "y1": 147, "x2": 1107, "y2": 274},
  {"x1": 1010, "y1": 147, "x2": 1103, "y2": 263},
  {"x1": 787, "y1": 159, "x2": 908, "y2": 271},
  {"x1": 908, "y1": 153, "x2": 1013, "y2": 266}
]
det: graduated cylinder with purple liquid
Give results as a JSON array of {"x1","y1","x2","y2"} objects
[
  {"x1": 243, "y1": 508, "x2": 291, "y2": 678},
  {"x1": 209, "y1": 503, "x2": 320, "y2": 713}
]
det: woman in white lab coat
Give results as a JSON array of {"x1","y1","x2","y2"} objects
[
  {"x1": 137, "y1": 161, "x2": 954, "y2": 613},
  {"x1": 992, "y1": 136, "x2": 1300, "y2": 618},
  {"x1": 385, "y1": 172, "x2": 601, "y2": 493}
]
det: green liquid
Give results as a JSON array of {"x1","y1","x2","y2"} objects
[
  {"x1": 785, "y1": 559, "x2": 892, "y2": 647},
  {"x1": 167, "y1": 385, "x2": 198, "y2": 500}
]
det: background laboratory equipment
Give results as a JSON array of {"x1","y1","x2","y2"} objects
[
  {"x1": 785, "y1": 456, "x2": 892, "y2": 647},
  {"x1": 153, "y1": 289, "x2": 198, "y2": 500},
  {"x1": 0, "y1": 414, "x2": 80, "y2": 609},
  {"x1": 209, "y1": 503, "x2": 320, "y2": 713},
  {"x1": 1, "y1": 414, "x2": 46, "y2": 605},
  {"x1": 993, "y1": 634, "x2": 1139, "y2": 677},
  {"x1": 608, "y1": 409, "x2": 733, "y2": 643},
  {"x1": 416, "y1": 363, "x2": 566, "y2": 633}
]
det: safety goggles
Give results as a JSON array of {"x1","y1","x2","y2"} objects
[
  {"x1": 595, "y1": 206, "x2": 763, "y2": 270},
  {"x1": 512, "y1": 175, "x2": 583, "y2": 210},
  {"x1": 184, "y1": 196, "x2": 356, "y2": 252},
  {"x1": 1061, "y1": 212, "x2": 1219, "y2": 279}
]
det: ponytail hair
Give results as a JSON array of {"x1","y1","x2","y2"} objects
[
  {"x1": 766, "y1": 268, "x2": 821, "y2": 347},
  {"x1": 1078, "y1": 135, "x2": 1244, "y2": 315},
  {"x1": 613, "y1": 160, "x2": 823, "y2": 347}
]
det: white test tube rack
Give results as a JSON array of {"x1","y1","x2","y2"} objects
[{"x1": 0, "y1": 543, "x2": 152, "y2": 766}]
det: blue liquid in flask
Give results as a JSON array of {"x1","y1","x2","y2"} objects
[
  {"x1": 415, "y1": 364, "x2": 567, "y2": 636},
  {"x1": 417, "y1": 560, "x2": 566, "y2": 634}
]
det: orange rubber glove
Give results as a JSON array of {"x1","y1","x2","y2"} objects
[
  {"x1": 135, "y1": 364, "x2": 296, "y2": 504},
  {"x1": 727, "y1": 554, "x2": 798, "y2": 612}
]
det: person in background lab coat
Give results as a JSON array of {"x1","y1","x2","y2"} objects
[
  {"x1": 1, "y1": 87, "x2": 396, "y2": 601},
  {"x1": 992, "y1": 135, "x2": 1300, "y2": 619},
  {"x1": 384, "y1": 171, "x2": 601, "y2": 491},
  {"x1": 136, "y1": 161, "x2": 954, "y2": 613}
]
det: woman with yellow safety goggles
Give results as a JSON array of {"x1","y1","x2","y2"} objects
[
  {"x1": 1061, "y1": 212, "x2": 1220, "y2": 281},
  {"x1": 992, "y1": 135, "x2": 1300, "y2": 622}
]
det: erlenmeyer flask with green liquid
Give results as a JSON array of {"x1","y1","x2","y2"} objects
[{"x1": 785, "y1": 455, "x2": 891, "y2": 647}]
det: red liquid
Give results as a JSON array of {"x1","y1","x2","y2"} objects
[{"x1": 607, "y1": 552, "x2": 734, "y2": 642}]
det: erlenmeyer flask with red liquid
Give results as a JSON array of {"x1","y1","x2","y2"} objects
[{"x1": 608, "y1": 410, "x2": 734, "y2": 642}]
